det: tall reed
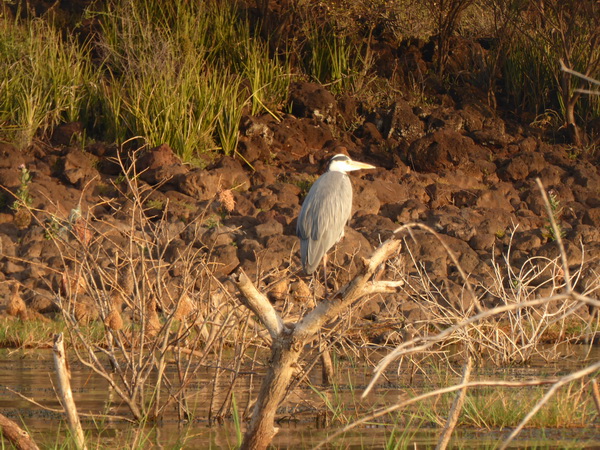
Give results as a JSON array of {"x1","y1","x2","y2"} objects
[{"x1": 0, "y1": 17, "x2": 96, "y2": 148}]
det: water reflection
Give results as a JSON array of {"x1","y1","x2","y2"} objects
[{"x1": 1, "y1": 345, "x2": 599, "y2": 448}]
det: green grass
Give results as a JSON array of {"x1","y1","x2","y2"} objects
[
  {"x1": 302, "y1": 21, "x2": 368, "y2": 95},
  {"x1": 407, "y1": 379, "x2": 596, "y2": 431},
  {"x1": 0, "y1": 316, "x2": 99, "y2": 348},
  {"x1": 502, "y1": 32, "x2": 555, "y2": 118},
  {"x1": 0, "y1": 16, "x2": 97, "y2": 149},
  {"x1": 384, "y1": 414, "x2": 424, "y2": 450},
  {"x1": 1, "y1": 0, "x2": 598, "y2": 159},
  {"x1": 0, "y1": 0, "x2": 291, "y2": 160},
  {"x1": 460, "y1": 385, "x2": 594, "y2": 429},
  {"x1": 93, "y1": 0, "x2": 289, "y2": 159}
]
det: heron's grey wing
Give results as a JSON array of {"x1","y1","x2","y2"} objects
[{"x1": 297, "y1": 172, "x2": 352, "y2": 273}]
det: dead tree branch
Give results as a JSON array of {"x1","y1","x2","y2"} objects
[
  {"x1": 53, "y1": 333, "x2": 87, "y2": 450},
  {"x1": 236, "y1": 270, "x2": 286, "y2": 339},
  {"x1": 234, "y1": 238, "x2": 402, "y2": 449}
]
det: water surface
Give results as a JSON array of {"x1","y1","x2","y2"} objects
[{"x1": 1, "y1": 345, "x2": 599, "y2": 448}]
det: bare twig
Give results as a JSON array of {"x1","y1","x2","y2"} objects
[
  {"x1": 4, "y1": 387, "x2": 134, "y2": 422},
  {"x1": 536, "y1": 178, "x2": 571, "y2": 292},
  {"x1": 559, "y1": 60, "x2": 600, "y2": 85},
  {"x1": 591, "y1": 379, "x2": 600, "y2": 417}
]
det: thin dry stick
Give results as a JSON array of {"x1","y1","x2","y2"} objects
[
  {"x1": 5, "y1": 387, "x2": 134, "y2": 422},
  {"x1": 53, "y1": 333, "x2": 87, "y2": 450},
  {"x1": 435, "y1": 354, "x2": 473, "y2": 450},
  {"x1": 535, "y1": 178, "x2": 572, "y2": 292},
  {"x1": 559, "y1": 59, "x2": 600, "y2": 94}
]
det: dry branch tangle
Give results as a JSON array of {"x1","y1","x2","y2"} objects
[{"x1": 234, "y1": 238, "x2": 403, "y2": 449}]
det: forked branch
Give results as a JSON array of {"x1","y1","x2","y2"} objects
[{"x1": 234, "y1": 237, "x2": 403, "y2": 449}]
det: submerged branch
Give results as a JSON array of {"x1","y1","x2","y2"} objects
[{"x1": 0, "y1": 413, "x2": 39, "y2": 450}]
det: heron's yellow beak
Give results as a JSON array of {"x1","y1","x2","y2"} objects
[{"x1": 348, "y1": 160, "x2": 376, "y2": 170}]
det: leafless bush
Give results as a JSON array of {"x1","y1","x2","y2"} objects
[{"x1": 39, "y1": 144, "x2": 263, "y2": 424}]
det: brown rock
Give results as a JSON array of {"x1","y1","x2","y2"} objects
[
  {"x1": 27, "y1": 289, "x2": 59, "y2": 314},
  {"x1": 387, "y1": 99, "x2": 425, "y2": 141},
  {"x1": 209, "y1": 244, "x2": 239, "y2": 277},
  {"x1": 475, "y1": 183, "x2": 519, "y2": 211},
  {"x1": 469, "y1": 233, "x2": 496, "y2": 252},
  {"x1": 583, "y1": 208, "x2": 600, "y2": 227},
  {"x1": 353, "y1": 184, "x2": 381, "y2": 215},
  {"x1": 254, "y1": 219, "x2": 283, "y2": 242},
  {"x1": 202, "y1": 225, "x2": 238, "y2": 248},
  {"x1": 62, "y1": 147, "x2": 99, "y2": 187},
  {"x1": 290, "y1": 279, "x2": 313, "y2": 307},
  {"x1": 426, "y1": 107, "x2": 465, "y2": 133},
  {"x1": 409, "y1": 130, "x2": 483, "y2": 172},
  {"x1": 511, "y1": 230, "x2": 543, "y2": 252},
  {"x1": 259, "y1": 234, "x2": 298, "y2": 273},
  {"x1": 268, "y1": 278, "x2": 289, "y2": 302},
  {"x1": 136, "y1": 143, "x2": 187, "y2": 185},
  {"x1": 368, "y1": 179, "x2": 409, "y2": 205},
  {"x1": 0, "y1": 143, "x2": 26, "y2": 169},
  {"x1": 178, "y1": 158, "x2": 250, "y2": 201},
  {"x1": 290, "y1": 82, "x2": 337, "y2": 124},
  {"x1": 51, "y1": 122, "x2": 83, "y2": 146},
  {"x1": 499, "y1": 152, "x2": 546, "y2": 182}
]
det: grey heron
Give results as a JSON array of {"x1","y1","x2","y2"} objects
[{"x1": 296, "y1": 154, "x2": 376, "y2": 284}]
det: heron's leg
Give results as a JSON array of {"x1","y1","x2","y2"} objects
[{"x1": 322, "y1": 253, "x2": 328, "y2": 298}]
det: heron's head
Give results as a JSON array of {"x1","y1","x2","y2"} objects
[{"x1": 327, "y1": 154, "x2": 376, "y2": 173}]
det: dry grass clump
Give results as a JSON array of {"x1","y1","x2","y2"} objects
[
  {"x1": 377, "y1": 220, "x2": 597, "y2": 367},
  {"x1": 6, "y1": 282, "x2": 27, "y2": 320}
]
